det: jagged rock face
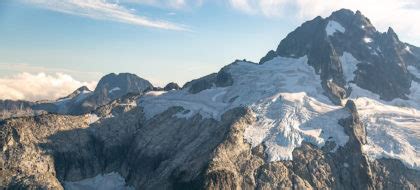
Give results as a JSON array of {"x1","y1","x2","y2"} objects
[
  {"x1": 92, "y1": 73, "x2": 152, "y2": 101},
  {"x1": 204, "y1": 100, "x2": 420, "y2": 190},
  {"x1": 1, "y1": 100, "x2": 419, "y2": 189},
  {"x1": 0, "y1": 94, "x2": 143, "y2": 189},
  {"x1": 260, "y1": 9, "x2": 420, "y2": 101},
  {"x1": 78, "y1": 73, "x2": 153, "y2": 114}
]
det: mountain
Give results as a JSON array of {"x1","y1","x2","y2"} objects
[
  {"x1": 260, "y1": 9, "x2": 420, "y2": 102},
  {"x1": 0, "y1": 73, "x2": 153, "y2": 119},
  {"x1": 66, "y1": 73, "x2": 153, "y2": 114},
  {"x1": 1, "y1": 9, "x2": 420, "y2": 190}
]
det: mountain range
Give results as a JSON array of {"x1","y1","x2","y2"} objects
[{"x1": 1, "y1": 9, "x2": 419, "y2": 190}]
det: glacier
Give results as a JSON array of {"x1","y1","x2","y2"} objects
[
  {"x1": 141, "y1": 56, "x2": 350, "y2": 162},
  {"x1": 140, "y1": 53, "x2": 420, "y2": 169}
]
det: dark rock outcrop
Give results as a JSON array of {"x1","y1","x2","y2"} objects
[
  {"x1": 260, "y1": 9, "x2": 419, "y2": 101},
  {"x1": 79, "y1": 73, "x2": 152, "y2": 113},
  {"x1": 183, "y1": 65, "x2": 234, "y2": 94},
  {"x1": 163, "y1": 82, "x2": 181, "y2": 91}
]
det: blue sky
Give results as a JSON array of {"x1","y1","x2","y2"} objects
[
  {"x1": 0, "y1": 0, "x2": 295, "y2": 85},
  {"x1": 1, "y1": 0, "x2": 420, "y2": 100}
]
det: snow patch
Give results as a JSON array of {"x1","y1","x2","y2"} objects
[
  {"x1": 145, "y1": 91, "x2": 167, "y2": 96},
  {"x1": 406, "y1": 46, "x2": 413, "y2": 54},
  {"x1": 109, "y1": 87, "x2": 121, "y2": 94},
  {"x1": 339, "y1": 52, "x2": 359, "y2": 83},
  {"x1": 363, "y1": 37, "x2": 373, "y2": 43},
  {"x1": 141, "y1": 88, "x2": 229, "y2": 119},
  {"x1": 64, "y1": 172, "x2": 133, "y2": 190},
  {"x1": 326, "y1": 20, "x2": 345, "y2": 36},
  {"x1": 74, "y1": 91, "x2": 92, "y2": 103},
  {"x1": 54, "y1": 90, "x2": 92, "y2": 113}
]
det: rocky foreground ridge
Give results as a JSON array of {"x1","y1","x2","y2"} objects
[
  {"x1": 1, "y1": 9, "x2": 420, "y2": 190},
  {"x1": 1, "y1": 97, "x2": 419, "y2": 189}
]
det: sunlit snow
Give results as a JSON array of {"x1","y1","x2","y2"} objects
[
  {"x1": 363, "y1": 37, "x2": 373, "y2": 43},
  {"x1": 340, "y1": 52, "x2": 359, "y2": 83},
  {"x1": 406, "y1": 46, "x2": 413, "y2": 54},
  {"x1": 140, "y1": 53, "x2": 420, "y2": 169},
  {"x1": 141, "y1": 56, "x2": 350, "y2": 162},
  {"x1": 346, "y1": 63, "x2": 420, "y2": 170},
  {"x1": 326, "y1": 20, "x2": 346, "y2": 36}
]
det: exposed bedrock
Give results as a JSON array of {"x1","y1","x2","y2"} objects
[{"x1": 1, "y1": 99, "x2": 420, "y2": 189}]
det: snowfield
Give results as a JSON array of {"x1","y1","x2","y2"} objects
[
  {"x1": 141, "y1": 56, "x2": 350, "y2": 162},
  {"x1": 140, "y1": 53, "x2": 420, "y2": 169},
  {"x1": 326, "y1": 20, "x2": 346, "y2": 36},
  {"x1": 340, "y1": 52, "x2": 359, "y2": 84},
  {"x1": 349, "y1": 84, "x2": 420, "y2": 170},
  {"x1": 109, "y1": 87, "x2": 121, "y2": 94},
  {"x1": 348, "y1": 58, "x2": 420, "y2": 170}
]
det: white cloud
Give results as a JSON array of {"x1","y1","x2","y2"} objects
[
  {"x1": 0, "y1": 72, "x2": 97, "y2": 101},
  {"x1": 228, "y1": 0, "x2": 255, "y2": 14},
  {"x1": 227, "y1": 0, "x2": 420, "y2": 45},
  {"x1": 0, "y1": 63, "x2": 103, "y2": 81},
  {"x1": 25, "y1": 0, "x2": 188, "y2": 31},
  {"x1": 123, "y1": 0, "x2": 203, "y2": 9}
]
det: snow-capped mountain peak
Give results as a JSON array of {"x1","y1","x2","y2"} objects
[{"x1": 140, "y1": 9, "x2": 420, "y2": 170}]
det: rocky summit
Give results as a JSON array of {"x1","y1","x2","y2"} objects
[
  {"x1": 0, "y1": 73, "x2": 153, "y2": 119},
  {"x1": 1, "y1": 9, "x2": 420, "y2": 190}
]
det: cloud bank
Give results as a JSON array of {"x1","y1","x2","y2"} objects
[
  {"x1": 0, "y1": 72, "x2": 97, "y2": 101},
  {"x1": 26, "y1": 0, "x2": 188, "y2": 31}
]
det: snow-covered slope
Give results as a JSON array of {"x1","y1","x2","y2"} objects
[
  {"x1": 340, "y1": 52, "x2": 359, "y2": 84},
  {"x1": 141, "y1": 51, "x2": 420, "y2": 170},
  {"x1": 54, "y1": 89, "x2": 92, "y2": 113},
  {"x1": 141, "y1": 56, "x2": 350, "y2": 162},
  {"x1": 346, "y1": 63, "x2": 420, "y2": 170}
]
